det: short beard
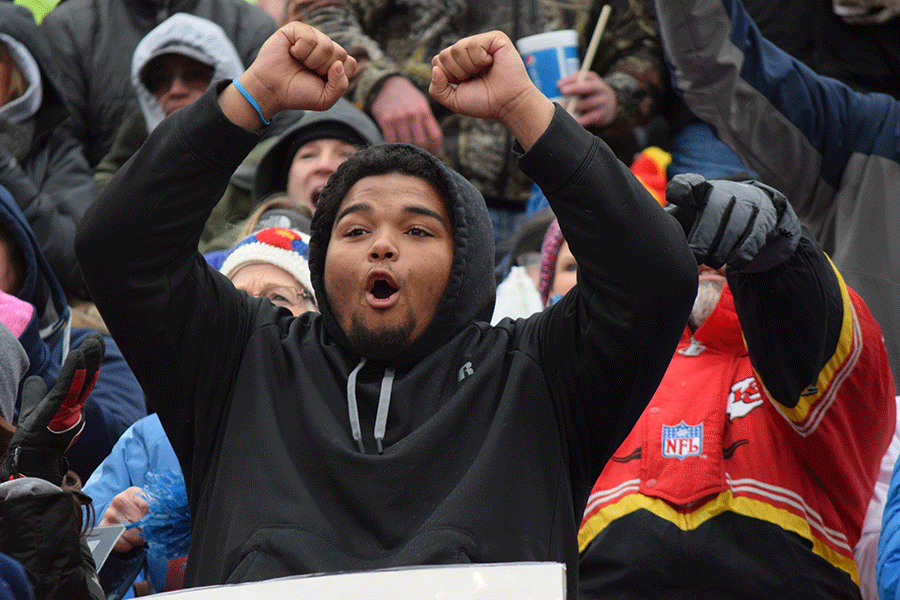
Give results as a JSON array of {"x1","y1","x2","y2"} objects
[
  {"x1": 688, "y1": 279, "x2": 725, "y2": 332},
  {"x1": 347, "y1": 312, "x2": 417, "y2": 360}
]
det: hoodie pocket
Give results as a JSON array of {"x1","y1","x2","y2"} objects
[{"x1": 226, "y1": 525, "x2": 480, "y2": 583}]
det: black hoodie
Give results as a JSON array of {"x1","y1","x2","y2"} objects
[{"x1": 76, "y1": 84, "x2": 696, "y2": 598}]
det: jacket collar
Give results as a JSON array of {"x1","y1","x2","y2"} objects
[{"x1": 679, "y1": 285, "x2": 747, "y2": 355}]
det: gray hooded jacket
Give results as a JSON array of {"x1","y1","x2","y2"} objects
[
  {"x1": 0, "y1": 3, "x2": 96, "y2": 300},
  {"x1": 132, "y1": 13, "x2": 245, "y2": 133}
]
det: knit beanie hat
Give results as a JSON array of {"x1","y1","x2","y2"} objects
[
  {"x1": 219, "y1": 228, "x2": 315, "y2": 304},
  {"x1": 538, "y1": 219, "x2": 564, "y2": 305}
]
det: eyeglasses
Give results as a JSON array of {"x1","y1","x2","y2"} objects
[
  {"x1": 144, "y1": 64, "x2": 214, "y2": 95},
  {"x1": 261, "y1": 286, "x2": 316, "y2": 312}
]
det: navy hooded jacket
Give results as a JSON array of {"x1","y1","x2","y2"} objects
[{"x1": 0, "y1": 184, "x2": 146, "y2": 480}]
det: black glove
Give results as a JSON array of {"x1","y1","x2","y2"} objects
[
  {"x1": 664, "y1": 173, "x2": 801, "y2": 272},
  {"x1": 1, "y1": 333, "x2": 105, "y2": 484}
]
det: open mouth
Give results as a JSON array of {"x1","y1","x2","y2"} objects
[
  {"x1": 311, "y1": 188, "x2": 322, "y2": 207},
  {"x1": 370, "y1": 278, "x2": 398, "y2": 299},
  {"x1": 366, "y1": 271, "x2": 399, "y2": 304}
]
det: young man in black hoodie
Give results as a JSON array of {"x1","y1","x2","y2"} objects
[{"x1": 75, "y1": 23, "x2": 697, "y2": 597}]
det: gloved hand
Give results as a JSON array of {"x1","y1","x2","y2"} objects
[
  {"x1": 664, "y1": 173, "x2": 801, "y2": 272},
  {"x1": 1, "y1": 332, "x2": 105, "y2": 484}
]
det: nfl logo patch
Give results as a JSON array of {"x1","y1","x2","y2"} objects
[{"x1": 661, "y1": 421, "x2": 703, "y2": 460}]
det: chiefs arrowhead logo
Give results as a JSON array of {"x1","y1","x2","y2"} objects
[{"x1": 726, "y1": 377, "x2": 764, "y2": 420}]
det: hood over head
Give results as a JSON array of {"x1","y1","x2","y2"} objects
[
  {"x1": 253, "y1": 98, "x2": 383, "y2": 202},
  {"x1": 0, "y1": 3, "x2": 73, "y2": 125},
  {"x1": 132, "y1": 13, "x2": 244, "y2": 132},
  {"x1": 309, "y1": 143, "x2": 496, "y2": 365},
  {"x1": 0, "y1": 185, "x2": 69, "y2": 344}
]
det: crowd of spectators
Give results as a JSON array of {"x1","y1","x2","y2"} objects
[{"x1": 1, "y1": 0, "x2": 899, "y2": 598}]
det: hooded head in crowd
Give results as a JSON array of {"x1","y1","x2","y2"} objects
[
  {"x1": 308, "y1": 143, "x2": 495, "y2": 363},
  {"x1": 254, "y1": 98, "x2": 383, "y2": 215},
  {"x1": 132, "y1": 13, "x2": 245, "y2": 132}
]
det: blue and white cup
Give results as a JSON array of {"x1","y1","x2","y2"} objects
[{"x1": 516, "y1": 30, "x2": 580, "y2": 105}]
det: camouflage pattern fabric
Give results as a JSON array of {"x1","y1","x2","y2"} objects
[{"x1": 288, "y1": 0, "x2": 665, "y2": 205}]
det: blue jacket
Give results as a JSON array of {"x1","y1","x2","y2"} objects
[
  {"x1": 83, "y1": 414, "x2": 182, "y2": 593},
  {"x1": 879, "y1": 457, "x2": 900, "y2": 599}
]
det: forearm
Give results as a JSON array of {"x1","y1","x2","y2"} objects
[
  {"x1": 727, "y1": 231, "x2": 840, "y2": 407},
  {"x1": 653, "y1": 0, "x2": 897, "y2": 213},
  {"x1": 602, "y1": 55, "x2": 664, "y2": 134},
  {"x1": 519, "y1": 105, "x2": 695, "y2": 308},
  {"x1": 593, "y1": 0, "x2": 665, "y2": 133}
]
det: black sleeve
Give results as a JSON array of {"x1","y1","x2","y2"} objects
[
  {"x1": 727, "y1": 228, "x2": 843, "y2": 408},
  {"x1": 74, "y1": 83, "x2": 263, "y2": 482},
  {"x1": 516, "y1": 104, "x2": 698, "y2": 487}
]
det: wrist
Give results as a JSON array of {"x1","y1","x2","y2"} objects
[
  {"x1": 220, "y1": 75, "x2": 276, "y2": 131},
  {"x1": 2, "y1": 445, "x2": 67, "y2": 484},
  {"x1": 500, "y1": 88, "x2": 555, "y2": 151}
]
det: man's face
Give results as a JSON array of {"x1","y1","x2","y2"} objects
[
  {"x1": 286, "y1": 139, "x2": 359, "y2": 214},
  {"x1": 324, "y1": 172, "x2": 454, "y2": 359},
  {"x1": 144, "y1": 54, "x2": 213, "y2": 116},
  {"x1": 230, "y1": 262, "x2": 316, "y2": 316}
]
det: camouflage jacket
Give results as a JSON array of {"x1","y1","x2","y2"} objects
[{"x1": 290, "y1": 0, "x2": 664, "y2": 204}]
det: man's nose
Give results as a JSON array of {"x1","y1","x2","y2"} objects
[
  {"x1": 167, "y1": 75, "x2": 191, "y2": 96},
  {"x1": 368, "y1": 230, "x2": 398, "y2": 261}
]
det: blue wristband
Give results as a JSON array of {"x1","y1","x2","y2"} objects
[{"x1": 232, "y1": 78, "x2": 270, "y2": 126}]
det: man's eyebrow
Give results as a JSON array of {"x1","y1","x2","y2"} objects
[
  {"x1": 404, "y1": 205, "x2": 447, "y2": 225},
  {"x1": 335, "y1": 202, "x2": 372, "y2": 223},
  {"x1": 335, "y1": 203, "x2": 448, "y2": 226}
]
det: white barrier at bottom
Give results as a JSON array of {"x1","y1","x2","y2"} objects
[{"x1": 155, "y1": 562, "x2": 566, "y2": 600}]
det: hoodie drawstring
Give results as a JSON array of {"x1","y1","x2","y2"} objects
[
  {"x1": 347, "y1": 358, "x2": 366, "y2": 453},
  {"x1": 374, "y1": 368, "x2": 395, "y2": 454},
  {"x1": 346, "y1": 358, "x2": 396, "y2": 455}
]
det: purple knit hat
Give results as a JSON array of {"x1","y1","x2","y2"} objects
[{"x1": 538, "y1": 219, "x2": 564, "y2": 305}]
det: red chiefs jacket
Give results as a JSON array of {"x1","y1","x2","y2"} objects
[{"x1": 578, "y1": 234, "x2": 896, "y2": 599}]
